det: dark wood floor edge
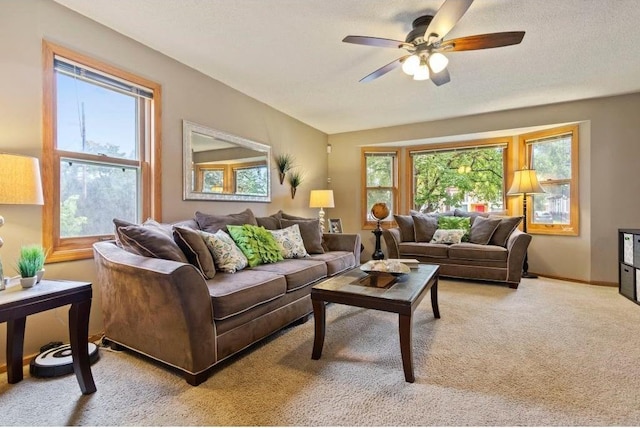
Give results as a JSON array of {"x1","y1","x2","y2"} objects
[
  {"x1": 0, "y1": 332, "x2": 104, "y2": 374},
  {"x1": 531, "y1": 272, "x2": 617, "y2": 287}
]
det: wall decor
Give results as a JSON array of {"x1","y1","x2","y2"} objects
[
  {"x1": 287, "y1": 170, "x2": 304, "y2": 199},
  {"x1": 274, "y1": 153, "x2": 294, "y2": 185}
]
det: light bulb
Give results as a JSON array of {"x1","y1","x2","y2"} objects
[
  {"x1": 413, "y1": 64, "x2": 430, "y2": 81},
  {"x1": 428, "y1": 52, "x2": 449, "y2": 73},
  {"x1": 401, "y1": 55, "x2": 420, "y2": 75}
]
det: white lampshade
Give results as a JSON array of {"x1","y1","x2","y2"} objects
[
  {"x1": 0, "y1": 153, "x2": 44, "y2": 205},
  {"x1": 309, "y1": 190, "x2": 335, "y2": 208},
  {"x1": 401, "y1": 55, "x2": 420, "y2": 75},
  {"x1": 507, "y1": 168, "x2": 546, "y2": 195},
  {"x1": 428, "y1": 52, "x2": 449, "y2": 73}
]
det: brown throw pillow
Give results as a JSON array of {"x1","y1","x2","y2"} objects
[
  {"x1": 173, "y1": 226, "x2": 216, "y2": 279},
  {"x1": 393, "y1": 214, "x2": 415, "y2": 242},
  {"x1": 256, "y1": 216, "x2": 281, "y2": 230},
  {"x1": 195, "y1": 209, "x2": 257, "y2": 233},
  {"x1": 280, "y1": 219, "x2": 324, "y2": 254},
  {"x1": 412, "y1": 214, "x2": 438, "y2": 242},
  {"x1": 278, "y1": 211, "x2": 314, "y2": 221},
  {"x1": 469, "y1": 216, "x2": 503, "y2": 245},
  {"x1": 489, "y1": 215, "x2": 523, "y2": 247},
  {"x1": 118, "y1": 225, "x2": 188, "y2": 262}
]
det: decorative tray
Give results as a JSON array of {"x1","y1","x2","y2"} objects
[{"x1": 360, "y1": 260, "x2": 411, "y2": 276}]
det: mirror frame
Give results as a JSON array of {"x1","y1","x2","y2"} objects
[{"x1": 183, "y1": 120, "x2": 272, "y2": 202}]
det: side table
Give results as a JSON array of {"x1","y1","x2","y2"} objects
[{"x1": 0, "y1": 279, "x2": 96, "y2": 394}]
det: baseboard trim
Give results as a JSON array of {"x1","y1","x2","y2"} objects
[
  {"x1": 531, "y1": 272, "x2": 617, "y2": 287},
  {"x1": 0, "y1": 333, "x2": 104, "y2": 374}
]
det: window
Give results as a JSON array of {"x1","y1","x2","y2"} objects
[
  {"x1": 234, "y1": 163, "x2": 268, "y2": 196},
  {"x1": 408, "y1": 140, "x2": 508, "y2": 214},
  {"x1": 43, "y1": 41, "x2": 161, "y2": 262},
  {"x1": 519, "y1": 125, "x2": 579, "y2": 236},
  {"x1": 361, "y1": 149, "x2": 398, "y2": 228}
]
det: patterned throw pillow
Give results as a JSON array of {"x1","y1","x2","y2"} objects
[
  {"x1": 430, "y1": 229, "x2": 465, "y2": 245},
  {"x1": 438, "y1": 216, "x2": 471, "y2": 241},
  {"x1": 227, "y1": 225, "x2": 284, "y2": 267},
  {"x1": 200, "y1": 230, "x2": 248, "y2": 273},
  {"x1": 269, "y1": 224, "x2": 309, "y2": 259}
]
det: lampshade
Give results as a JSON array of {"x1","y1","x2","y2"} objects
[
  {"x1": 413, "y1": 62, "x2": 430, "y2": 81},
  {"x1": 507, "y1": 168, "x2": 545, "y2": 195},
  {"x1": 402, "y1": 55, "x2": 420, "y2": 75},
  {"x1": 0, "y1": 153, "x2": 44, "y2": 205},
  {"x1": 428, "y1": 53, "x2": 449, "y2": 73},
  {"x1": 309, "y1": 190, "x2": 334, "y2": 208}
]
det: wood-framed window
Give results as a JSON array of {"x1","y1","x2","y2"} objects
[
  {"x1": 42, "y1": 41, "x2": 162, "y2": 262},
  {"x1": 361, "y1": 148, "x2": 399, "y2": 229},
  {"x1": 519, "y1": 125, "x2": 579, "y2": 236}
]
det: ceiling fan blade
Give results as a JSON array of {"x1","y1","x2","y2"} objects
[
  {"x1": 343, "y1": 35, "x2": 408, "y2": 49},
  {"x1": 424, "y1": 0, "x2": 474, "y2": 42},
  {"x1": 429, "y1": 66, "x2": 451, "y2": 86},
  {"x1": 359, "y1": 55, "x2": 409, "y2": 83},
  {"x1": 439, "y1": 31, "x2": 525, "y2": 51}
]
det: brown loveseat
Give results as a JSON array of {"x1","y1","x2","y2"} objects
[
  {"x1": 382, "y1": 209, "x2": 531, "y2": 288},
  {"x1": 93, "y1": 210, "x2": 361, "y2": 385}
]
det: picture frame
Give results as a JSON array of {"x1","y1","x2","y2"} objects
[{"x1": 329, "y1": 218, "x2": 343, "y2": 234}]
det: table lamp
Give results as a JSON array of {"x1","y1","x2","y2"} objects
[
  {"x1": 0, "y1": 153, "x2": 45, "y2": 286},
  {"x1": 309, "y1": 190, "x2": 334, "y2": 233}
]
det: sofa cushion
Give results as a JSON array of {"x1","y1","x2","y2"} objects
[
  {"x1": 206, "y1": 270, "x2": 286, "y2": 320},
  {"x1": 412, "y1": 214, "x2": 438, "y2": 242},
  {"x1": 308, "y1": 251, "x2": 356, "y2": 276},
  {"x1": 227, "y1": 225, "x2": 283, "y2": 267},
  {"x1": 448, "y1": 243, "x2": 508, "y2": 262},
  {"x1": 469, "y1": 216, "x2": 502, "y2": 245},
  {"x1": 398, "y1": 242, "x2": 449, "y2": 258},
  {"x1": 280, "y1": 219, "x2": 324, "y2": 254},
  {"x1": 256, "y1": 216, "x2": 281, "y2": 230},
  {"x1": 200, "y1": 229, "x2": 248, "y2": 273},
  {"x1": 430, "y1": 229, "x2": 465, "y2": 244},
  {"x1": 393, "y1": 214, "x2": 415, "y2": 242},
  {"x1": 489, "y1": 215, "x2": 523, "y2": 247},
  {"x1": 195, "y1": 208, "x2": 257, "y2": 233},
  {"x1": 269, "y1": 224, "x2": 309, "y2": 259},
  {"x1": 173, "y1": 225, "x2": 216, "y2": 279},
  {"x1": 252, "y1": 259, "x2": 327, "y2": 292},
  {"x1": 117, "y1": 224, "x2": 188, "y2": 263}
]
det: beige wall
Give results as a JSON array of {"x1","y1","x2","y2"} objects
[
  {"x1": 329, "y1": 93, "x2": 640, "y2": 285},
  {"x1": 0, "y1": 0, "x2": 328, "y2": 364}
]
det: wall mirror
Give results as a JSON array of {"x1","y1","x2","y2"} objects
[{"x1": 183, "y1": 120, "x2": 271, "y2": 202}]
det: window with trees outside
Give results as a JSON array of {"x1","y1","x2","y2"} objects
[
  {"x1": 362, "y1": 149, "x2": 398, "y2": 228},
  {"x1": 409, "y1": 141, "x2": 507, "y2": 214},
  {"x1": 43, "y1": 41, "x2": 161, "y2": 262},
  {"x1": 520, "y1": 125, "x2": 579, "y2": 236}
]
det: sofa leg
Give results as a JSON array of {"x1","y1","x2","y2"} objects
[
  {"x1": 294, "y1": 313, "x2": 312, "y2": 325},
  {"x1": 184, "y1": 371, "x2": 208, "y2": 386},
  {"x1": 508, "y1": 282, "x2": 519, "y2": 289}
]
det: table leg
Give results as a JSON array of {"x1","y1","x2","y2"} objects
[
  {"x1": 69, "y1": 300, "x2": 96, "y2": 394},
  {"x1": 6, "y1": 317, "x2": 26, "y2": 384},
  {"x1": 431, "y1": 278, "x2": 440, "y2": 319},
  {"x1": 311, "y1": 299, "x2": 326, "y2": 360},
  {"x1": 399, "y1": 313, "x2": 414, "y2": 383}
]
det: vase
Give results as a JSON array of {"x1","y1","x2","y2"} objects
[
  {"x1": 290, "y1": 187, "x2": 297, "y2": 199},
  {"x1": 279, "y1": 172, "x2": 286, "y2": 185},
  {"x1": 36, "y1": 269, "x2": 45, "y2": 283},
  {"x1": 20, "y1": 276, "x2": 37, "y2": 289}
]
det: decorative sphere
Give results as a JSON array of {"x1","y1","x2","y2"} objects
[{"x1": 371, "y1": 202, "x2": 390, "y2": 221}]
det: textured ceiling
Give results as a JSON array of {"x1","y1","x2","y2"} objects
[{"x1": 53, "y1": 0, "x2": 640, "y2": 135}]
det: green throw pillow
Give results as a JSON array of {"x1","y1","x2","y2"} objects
[
  {"x1": 227, "y1": 224, "x2": 283, "y2": 267},
  {"x1": 438, "y1": 216, "x2": 471, "y2": 241}
]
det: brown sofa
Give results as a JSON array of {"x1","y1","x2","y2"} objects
[
  {"x1": 382, "y1": 209, "x2": 531, "y2": 288},
  {"x1": 93, "y1": 211, "x2": 361, "y2": 385}
]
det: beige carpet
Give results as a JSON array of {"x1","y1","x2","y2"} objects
[{"x1": 2, "y1": 276, "x2": 640, "y2": 426}]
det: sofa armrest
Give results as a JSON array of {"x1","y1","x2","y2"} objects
[
  {"x1": 381, "y1": 228, "x2": 401, "y2": 259},
  {"x1": 505, "y1": 229, "x2": 533, "y2": 284},
  {"x1": 93, "y1": 241, "x2": 217, "y2": 373},
  {"x1": 323, "y1": 233, "x2": 362, "y2": 262}
]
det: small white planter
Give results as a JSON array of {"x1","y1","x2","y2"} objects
[
  {"x1": 36, "y1": 269, "x2": 45, "y2": 283},
  {"x1": 20, "y1": 276, "x2": 37, "y2": 289}
]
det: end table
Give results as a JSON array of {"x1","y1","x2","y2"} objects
[{"x1": 0, "y1": 279, "x2": 96, "y2": 394}]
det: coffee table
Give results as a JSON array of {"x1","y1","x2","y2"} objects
[{"x1": 311, "y1": 264, "x2": 440, "y2": 383}]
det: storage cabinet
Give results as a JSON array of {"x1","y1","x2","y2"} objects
[{"x1": 619, "y1": 229, "x2": 640, "y2": 305}]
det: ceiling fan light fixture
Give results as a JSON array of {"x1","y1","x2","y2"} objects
[
  {"x1": 401, "y1": 55, "x2": 420, "y2": 75},
  {"x1": 413, "y1": 63, "x2": 430, "y2": 80},
  {"x1": 428, "y1": 52, "x2": 449, "y2": 73}
]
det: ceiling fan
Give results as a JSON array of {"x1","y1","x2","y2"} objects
[{"x1": 342, "y1": 0, "x2": 525, "y2": 86}]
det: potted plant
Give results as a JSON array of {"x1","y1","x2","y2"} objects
[
  {"x1": 17, "y1": 250, "x2": 39, "y2": 289},
  {"x1": 287, "y1": 170, "x2": 304, "y2": 199},
  {"x1": 274, "y1": 153, "x2": 294, "y2": 185}
]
